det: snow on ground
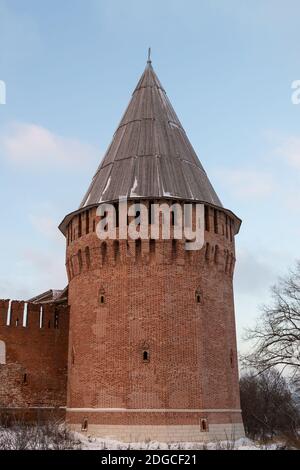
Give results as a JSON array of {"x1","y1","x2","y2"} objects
[
  {"x1": 76, "y1": 433, "x2": 276, "y2": 450},
  {"x1": 0, "y1": 425, "x2": 283, "y2": 450}
]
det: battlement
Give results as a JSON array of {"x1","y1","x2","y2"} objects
[
  {"x1": 65, "y1": 201, "x2": 236, "y2": 282},
  {"x1": 66, "y1": 202, "x2": 237, "y2": 248},
  {"x1": 0, "y1": 300, "x2": 69, "y2": 330}
]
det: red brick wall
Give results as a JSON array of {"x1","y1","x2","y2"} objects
[
  {"x1": 0, "y1": 300, "x2": 69, "y2": 411},
  {"x1": 65, "y1": 201, "x2": 242, "y2": 428}
]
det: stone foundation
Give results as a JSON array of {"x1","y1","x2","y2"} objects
[
  {"x1": 67, "y1": 408, "x2": 245, "y2": 442},
  {"x1": 71, "y1": 423, "x2": 245, "y2": 442}
]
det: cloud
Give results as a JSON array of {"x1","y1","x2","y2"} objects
[
  {"x1": 214, "y1": 168, "x2": 275, "y2": 199},
  {"x1": 277, "y1": 136, "x2": 300, "y2": 170},
  {"x1": 0, "y1": 122, "x2": 99, "y2": 171}
]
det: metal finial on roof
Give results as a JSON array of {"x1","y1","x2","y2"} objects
[{"x1": 147, "y1": 47, "x2": 152, "y2": 64}]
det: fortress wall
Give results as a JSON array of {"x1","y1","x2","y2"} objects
[{"x1": 0, "y1": 301, "x2": 69, "y2": 416}]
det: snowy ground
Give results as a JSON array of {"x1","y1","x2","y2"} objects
[
  {"x1": 76, "y1": 433, "x2": 280, "y2": 451},
  {"x1": 0, "y1": 425, "x2": 286, "y2": 450}
]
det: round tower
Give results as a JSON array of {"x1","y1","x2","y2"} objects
[{"x1": 59, "y1": 59, "x2": 245, "y2": 442}]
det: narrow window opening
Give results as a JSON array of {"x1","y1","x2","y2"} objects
[
  {"x1": 135, "y1": 239, "x2": 142, "y2": 261},
  {"x1": 172, "y1": 239, "x2": 177, "y2": 260},
  {"x1": 114, "y1": 203, "x2": 119, "y2": 228},
  {"x1": 99, "y1": 288, "x2": 105, "y2": 305},
  {"x1": 86, "y1": 211, "x2": 90, "y2": 234},
  {"x1": 48, "y1": 320, "x2": 51, "y2": 329},
  {"x1": 195, "y1": 291, "x2": 202, "y2": 304},
  {"x1": 78, "y1": 214, "x2": 82, "y2": 238},
  {"x1": 148, "y1": 201, "x2": 154, "y2": 225},
  {"x1": 81, "y1": 418, "x2": 88, "y2": 432},
  {"x1": 229, "y1": 220, "x2": 233, "y2": 242},
  {"x1": 150, "y1": 239, "x2": 155, "y2": 259},
  {"x1": 23, "y1": 373, "x2": 27, "y2": 385},
  {"x1": 143, "y1": 350, "x2": 149, "y2": 362},
  {"x1": 72, "y1": 346, "x2": 75, "y2": 365},
  {"x1": 214, "y1": 209, "x2": 218, "y2": 234},
  {"x1": 101, "y1": 242, "x2": 107, "y2": 264},
  {"x1": 15, "y1": 318, "x2": 19, "y2": 326},
  {"x1": 200, "y1": 419, "x2": 208, "y2": 432},
  {"x1": 205, "y1": 206, "x2": 210, "y2": 231},
  {"x1": 171, "y1": 210, "x2": 175, "y2": 227},
  {"x1": 205, "y1": 243, "x2": 210, "y2": 261}
]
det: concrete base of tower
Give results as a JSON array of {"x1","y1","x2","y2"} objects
[{"x1": 70, "y1": 423, "x2": 245, "y2": 442}]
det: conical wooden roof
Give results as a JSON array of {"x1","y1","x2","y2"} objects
[
  {"x1": 79, "y1": 61, "x2": 222, "y2": 208},
  {"x1": 59, "y1": 60, "x2": 241, "y2": 235}
]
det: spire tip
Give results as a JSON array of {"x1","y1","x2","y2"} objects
[{"x1": 147, "y1": 47, "x2": 152, "y2": 64}]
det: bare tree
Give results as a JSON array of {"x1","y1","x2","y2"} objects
[
  {"x1": 240, "y1": 369, "x2": 300, "y2": 440},
  {"x1": 242, "y1": 261, "x2": 300, "y2": 380}
]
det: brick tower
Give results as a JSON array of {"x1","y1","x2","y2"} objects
[{"x1": 59, "y1": 58, "x2": 245, "y2": 442}]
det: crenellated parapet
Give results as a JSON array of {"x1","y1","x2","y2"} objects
[
  {"x1": 0, "y1": 299, "x2": 69, "y2": 330},
  {"x1": 65, "y1": 200, "x2": 237, "y2": 281}
]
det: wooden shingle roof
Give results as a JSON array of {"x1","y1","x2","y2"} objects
[
  {"x1": 59, "y1": 59, "x2": 241, "y2": 235},
  {"x1": 80, "y1": 61, "x2": 222, "y2": 208}
]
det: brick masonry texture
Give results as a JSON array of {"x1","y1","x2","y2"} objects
[
  {"x1": 65, "y1": 201, "x2": 244, "y2": 439},
  {"x1": 0, "y1": 201, "x2": 244, "y2": 440},
  {"x1": 0, "y1": 301, "x2": 69, "y2": 418}
]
